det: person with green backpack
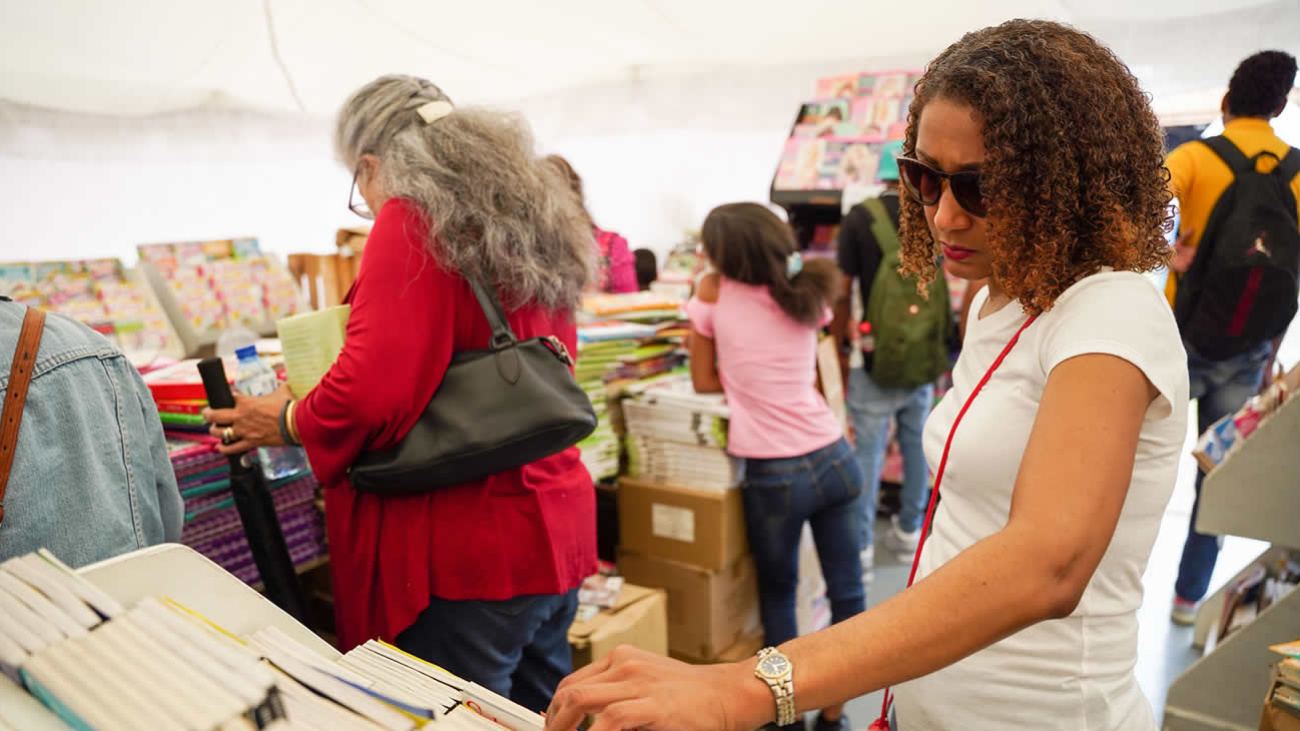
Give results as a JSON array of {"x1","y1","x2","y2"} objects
[{"x1": 832, "y1": 140, "x2": 952, "y2": 572}]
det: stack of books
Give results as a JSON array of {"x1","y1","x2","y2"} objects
[
  {"x1": 575, "y1": 304, "x2": 689, "y2": 483},
  {"x1": 621, "y1": 375, "x2": 738, "y2": 491},
  {"x1": 1, "y1": 548, "x2": 543, "y2": 731},
  {"x1": 145, "y1": 362, "x2": 327, "y2": 587}
]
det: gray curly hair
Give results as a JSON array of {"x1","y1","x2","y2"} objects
[{"x1": 335, "y1": 74, "x2": 594, "y2": 312}]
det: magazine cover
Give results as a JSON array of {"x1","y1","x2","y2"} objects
[{"x1": 815, "y1": 74, "x2": 860, "y2": 99}]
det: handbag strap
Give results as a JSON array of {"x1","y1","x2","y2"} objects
[
  {"x1": 465, "y1": 271, "x2": 518, "y2": 350},
  {"x1": 870, "y1": 313, "x2": 1036, "y2": 730},
  {"x1": 0, "y1": 306, "x2": 46, "y2": 527}
]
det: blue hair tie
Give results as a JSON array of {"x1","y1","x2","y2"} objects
[{"x1": 786, "y1": 252, "x2": 804, "y2": 279}]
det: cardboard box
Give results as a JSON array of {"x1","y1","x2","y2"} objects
[
  {"x1": 618, "y1": 478, "x2": 748, "y2": 571},
  {"x1": 619, "y1": 551, "x2": 760, "y2": 662},
  {"x1": 568, "y1": 583, "x2": 668, "y2": 670},
  {"x1": 716, "y1": 630, "x2": 765, "y2": 664}
]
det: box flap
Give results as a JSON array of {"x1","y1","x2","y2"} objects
[{"x1": 568, "y1": 584, "x2": 661, "y2": 648}]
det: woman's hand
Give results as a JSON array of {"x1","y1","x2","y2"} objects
[
  {"x1": 201, "y1": 383, "x2": 294, "y2": 456},
  {"x1": 545, "y1": 647, "x2": 769, "y2": 731}
]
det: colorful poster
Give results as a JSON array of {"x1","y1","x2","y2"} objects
[
  {"x1": 815, "y1": 74, "x2": 861, "y2": 99},
  {"x1": 875, "y1": 73, "x2": 909, "y2": 99},
  {"x1": 838, "y1": 144, "x2": 882, "y2": 187},
  {"x1": 795, "y1": 100, "x2": 853, "y2": 139}
]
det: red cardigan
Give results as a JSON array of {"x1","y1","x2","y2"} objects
[{"x1": 296, "y1": 198, "x2": 596, "y2": 652}]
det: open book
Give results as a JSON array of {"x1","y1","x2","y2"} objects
[
  {"x1": 276, "y1": 305, "x2": 350, "y2": 399},
  {"x1": 2, "y1": 547, "x2": 547, "y2": 731}
]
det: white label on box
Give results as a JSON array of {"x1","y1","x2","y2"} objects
[{"x1": 652, "y1": 504, "x2": 696, "y2": 543}]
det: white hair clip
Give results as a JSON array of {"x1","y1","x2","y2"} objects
[{"x1": 416, "y1": 100, "x2": 454, "y2": 125}]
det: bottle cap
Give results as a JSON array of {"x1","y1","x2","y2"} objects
[{"x1": 235, "y1": 345, "x2": 258, "y2": 360}]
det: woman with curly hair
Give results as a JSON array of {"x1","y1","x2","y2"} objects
[{"x1": 544, "y1": 19, "x2": 1185, "y2": 731}]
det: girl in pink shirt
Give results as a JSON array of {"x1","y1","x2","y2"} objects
[{"x1": 686, "y1": 203, "x2": 865, "y2": 731}]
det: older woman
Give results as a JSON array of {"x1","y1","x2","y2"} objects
[{"x1": 203, "y1": 75, "x2": 597, "y2": 713}]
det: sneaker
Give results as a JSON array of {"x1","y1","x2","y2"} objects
[
  {"x1": 861, "y1": 545, "x2": 875, "y2": 585},
  {"x1": 1171, "y1": 596, "x2": 1198, "y2": 626},
  {"x1": 884, "y1": 514, "x2": 921, "y2": 561}
]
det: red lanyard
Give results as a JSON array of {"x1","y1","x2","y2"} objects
[{"x1": 870, "y1": 314, "x2": 1036, "y2": 730}]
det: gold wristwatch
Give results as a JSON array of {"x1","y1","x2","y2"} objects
[{"x1": 755, "y1": 647, "x2": 796, "y2": 726}]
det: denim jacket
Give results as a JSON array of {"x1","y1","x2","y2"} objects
[{"x1": 0, "y1": 304, "x2": 183, "y2": 567}]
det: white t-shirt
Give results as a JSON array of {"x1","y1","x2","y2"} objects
[{"x1": 893, "y1": 271, "x2": 1188, "y2": 730}]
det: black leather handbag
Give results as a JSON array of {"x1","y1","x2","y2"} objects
[{"x1": 348, "y1": 273, "x2": 597, "y2": 495}]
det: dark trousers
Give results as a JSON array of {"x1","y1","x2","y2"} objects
[
  {"x1": 1175, "y1": 341, "x2": 1272, "y2": 602},
  {"x1": 394, "y1": 590, "x2": 579, "y2": 713},
  {"x1": 742, "y1": 437, "x2": 867, "y2": 646}
]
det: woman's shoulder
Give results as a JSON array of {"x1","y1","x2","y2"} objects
[{"x1": 1047, "y1": 270, "x2": 1174, "y2": 324}]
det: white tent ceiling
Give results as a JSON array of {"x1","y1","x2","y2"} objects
[{"x1": 2, "y1": 0, "x2": 1298, "y2": 119}]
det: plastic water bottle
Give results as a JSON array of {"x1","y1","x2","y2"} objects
[{"x1": 232, "y1": 346, "x2": 310, "y2": 481}]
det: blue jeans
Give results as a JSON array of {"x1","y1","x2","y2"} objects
[
  {"x1": 847, "y1": 367, "x2": 934, "y2": 547},
  {"x1": 742, "y1": 437, "x2": 866, "y2": 646},
  {"x1": 394, "y1": 590, "x2": 579, "y2": 713},
  {"x1": 1175, "y1": 341, "x2": 1272, "y2": 602}
]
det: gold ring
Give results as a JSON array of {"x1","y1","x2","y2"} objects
[{"x1": 222, "y1": 427, "x2": 236, "y2": 445}]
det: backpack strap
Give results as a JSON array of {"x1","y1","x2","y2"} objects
[
  {"x1": 1200, "y1": 136, "x2": 1252, "y2": 174},
  {"x1": 1277, "y1": 147, "x2": 1300, "y2": 184},
  {"x1": 0, "y1": 307, "x2": 46, "y2": 528},
  {"x1": 860, "y1": 197, "x2": 901, "y2": 256}
]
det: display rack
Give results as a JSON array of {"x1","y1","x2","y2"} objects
[
  {"x1": 139, "y1": 260, "x2": 280, "y2": 357},
  {"x1": 1195, "y1": 392, "x2": 1300, "y2": 546},
  {"x1": 0, "y1": 544, "x2": 337, "y2": 731},
  {"x1": 1164, "y1": 394, "x2": 1300, "y2": 731}
]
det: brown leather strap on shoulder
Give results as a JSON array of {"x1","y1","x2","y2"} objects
[{"x1": 0, "y1": 307, "x2": 46, "y2": 527}]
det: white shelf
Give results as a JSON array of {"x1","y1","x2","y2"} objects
[
  {"x1": 1197, "y1": 393, "x2": 1300, "y2": 549},
  {"x1": 0, "y1": 543, "x2": 336, "y2": 730},
  {"x1": 1165, "y1": 393, "x2": 1300, "y2": 730},
  {"x1": 1192, "y1": 546, "x2": 1295, "y2": 650},
  {"x1": 1164, "y1": 580, "x2": 1300, "y2": 731}
]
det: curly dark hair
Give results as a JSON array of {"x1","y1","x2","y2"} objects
[
  {"x1": 898, "y1": 19, "x2": 1172, "y2": 316},
  {"x1": 1226, "y1": 50, "x2": 1297, "y2": 118}
]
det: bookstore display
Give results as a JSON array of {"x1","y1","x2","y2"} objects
[
  {"x1": 142, "y1": 356, "x2": 327, "y2": 588},
  {"x1": 1193, "y1": 362, "x2": 1299, "y2": 473},
  {"x1": 575, "y1": 291, "x2": 690, "y2": 482},
  {"x1": 0, "y1": 257, "x2": 174, "y2": 355},
  {"x1": 1165, "y1": 358, "x2": 1300, "y2": 730},
  {"x1": 137, "y1": 238, "x2": 306, "y2": 355},
  {"x1": 1265, "y1": 640, "x2": 1300, "y2": 730},
  {"x1": 0, "y1": 546, "x2": 547, "y2": 731},
  {"x1": 771, "y1": 70, "x2": 921, "y2": 208}
]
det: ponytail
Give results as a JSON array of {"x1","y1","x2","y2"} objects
[
  {"x1": 768, "y1": 256, "x2": 839, "y2": 326},
  {"x1": 700, "y1": 203, "x2": 840, "y2": 327}
]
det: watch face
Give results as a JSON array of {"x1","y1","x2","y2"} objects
[{"x1": 758, "y1": 654, "x2": 791, "y2": 677}]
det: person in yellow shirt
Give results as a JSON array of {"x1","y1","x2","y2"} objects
[{"x1": 1166, "y1": 50, "x2": 1299, "y2": 626}]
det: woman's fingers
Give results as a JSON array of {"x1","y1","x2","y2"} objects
[
  {"x1": 216, "y1": 439, "x2": 254, "y2": 456},
  {"x1": 586, "y1": 698, "x2": 661, "y2": 731},
  {"x1": 553, "y1": 653, "x2": 614, "y2": 696},
  {"x1": 547, "y1": 679, "x2": 628, "y2": 730},
  {"x1": 202, "y1": 406, "x2": 236, "y2": 425}
]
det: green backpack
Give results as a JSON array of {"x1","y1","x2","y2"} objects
[{"x1": 861, "y1": 197, "x2": 951, "y2": 389}]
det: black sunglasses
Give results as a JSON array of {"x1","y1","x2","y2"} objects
[
  {"x1": 349, "y1": 166, "x2": 374, "y2": 220},
  {"x1": 897, "y1": 156, "x2": 986, "y2": 218}
]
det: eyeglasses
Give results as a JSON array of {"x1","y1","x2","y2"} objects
[
  {"x1": 349, "y1": 167, "x2": 374, "y2": 220},
  {"x1": 896, "y1": 156, "x2": 986, "y2": 218}
]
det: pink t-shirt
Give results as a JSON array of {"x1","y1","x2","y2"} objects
[{"x1": 685, "y1": 277, "x2": 843, "y2": 459}]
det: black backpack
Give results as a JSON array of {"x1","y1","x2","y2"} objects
[{"x1": 1175, "y1": 136, "x2": 1300, "y2": 360}]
